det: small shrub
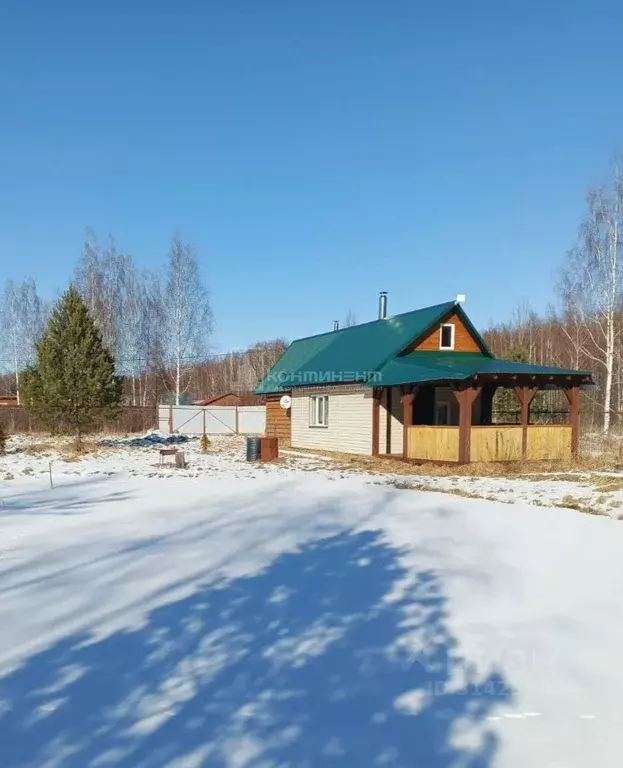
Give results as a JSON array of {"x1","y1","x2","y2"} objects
[
  {"x1": 200, "y1": 433, "x2": 211, "y2": 452},
  {"x1": 558, "y1": 495, "x2": 584, "y2": 511},
  {"x1": 555, "y1": 495, "x2": 605, "y2": 516},
  {"x1": 389, "y1": 480, "x2": 413, "y2": 490},
  {"x1": 0, "y1": 423, "x2": 7, "y2": 455}
]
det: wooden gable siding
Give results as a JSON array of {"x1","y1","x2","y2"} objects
[
  {"x1": 408, "y1": 310, "x2": 481, "y2": 353},
  {"x1": 266, "y1": 394, "x2": 291, "y2": 446}
]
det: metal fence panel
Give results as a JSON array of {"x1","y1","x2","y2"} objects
[
  {"x1": 157, "y1": 405, "x2": 265, "y2": 435},
  {"x1": 237, "y1": 406, "x2": 266, "y2": 434}
]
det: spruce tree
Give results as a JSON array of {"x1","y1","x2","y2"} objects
[{"x1": 21, "y1": 287, "x2": 121, "y2": 446}]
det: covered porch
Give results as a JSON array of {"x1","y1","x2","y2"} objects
[{"x1": 371, "y1": 378, "x2": 585, "y2": 464}]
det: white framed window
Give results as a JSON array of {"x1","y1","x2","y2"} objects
[
  {"x1": 309, "y1": 395, "x2": 329, "y2": 427},
  {"x1": 440, "y1": 323, "x2": 455, "y2": 350}
]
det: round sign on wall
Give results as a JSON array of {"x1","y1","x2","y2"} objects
[{"x1": 279, "y1": 395, "x2": 292, "y2": 410}]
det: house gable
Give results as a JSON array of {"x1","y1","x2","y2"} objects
[
  {"x1": 404, "y1": 309, "x2": 483, "y2": 354},
  {"x1": 400, "y1": 304, "x2": 491, "y2": 357}
]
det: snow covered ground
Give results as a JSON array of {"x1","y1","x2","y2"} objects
[
  {"x1": 1, "y1": 434, "x2": 623, "y2": 766},
  {"x1": 376, "y1": 472, "x2": 623, "y2": 517},
  {"x1": 0, "y1": 433, "x2": 326, "y2": 483},
  {"x1": 3, "y1": 432, "x2": 623, "y2": 516}
]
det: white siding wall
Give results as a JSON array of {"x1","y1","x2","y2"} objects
[{"x1": 291, "y1": 385, "x2": 373, "y2": 454}]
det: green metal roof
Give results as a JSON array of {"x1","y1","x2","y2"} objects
[
  {"x1": 255, "y1": 301, "x2": 470, "y2": 394},
  {"x1": 253, "y1": 328, "x2": 338, "y2": 394},
  {"x1": 254, "y1": 301, "x2": 591, "y2": 395},
  {"x1": 370, "y1": 352, "x2": 591, "y2": 387}
]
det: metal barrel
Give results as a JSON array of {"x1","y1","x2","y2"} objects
[{"x1": 246, "y1": 436, "x2": 261, "y2": 462}]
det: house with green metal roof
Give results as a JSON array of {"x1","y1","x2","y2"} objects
[{"x1": 256, "y1": 295, "x2": 592, "y2": 464}]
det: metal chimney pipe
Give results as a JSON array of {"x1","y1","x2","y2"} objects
[
  {"x1": 378, "y1": 291, "x2": 388, "y2": 319},
  {"x1": 333, "y1": 320, "x2": 339, "y2": 331}
]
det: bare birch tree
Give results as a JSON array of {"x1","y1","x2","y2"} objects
[
  {"x1": 162, "y1": 234, "x2": 212, "y2": 404},
  {"x1": 117, "y1": 264, "x2": 150, "y2": 406},
  {"x1": 343, "y1": 310, "x2": 357, "y2": 328},
  {"x1": 0, "y1": 279, "x2": 46, "y2": 403},
  {"x1": 558, "y1": 160, "x2": 623, "y2": 434},
  {"x1": 74, "y1": 230, "x2": 129, "y2": 360}
]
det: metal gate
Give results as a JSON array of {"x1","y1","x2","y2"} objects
[{"x1": 158, "y1": 405, "x2": 266, "y2": 435}]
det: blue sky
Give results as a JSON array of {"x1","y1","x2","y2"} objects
[{"x1": 1, "y1": 0, "x2": 622, "y2": 353}]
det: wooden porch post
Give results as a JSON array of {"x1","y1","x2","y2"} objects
[
  {"x1": 564, "y1": 385, "x2": 580, "y2": 458},
  {"x1": 372, "y1": 388, "x2": 381, "y2": 456},
  {"x1": 514, "y1": 386, "x2": 538, "y2": 460},
  {"x1": 453, "y1": 385, "x2": 482, "y2": 464},
  {"x1": 385, "y1": 388, "x2": 393, "y2": 455},
  {"x1": 401, "y1": 388, "x2": 416, "y2": 460}
]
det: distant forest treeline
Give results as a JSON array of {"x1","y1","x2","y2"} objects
[{"x1": 3, "y1": 158, "x2": 623, "y2": 432}]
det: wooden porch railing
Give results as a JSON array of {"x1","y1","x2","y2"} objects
[
  {"x1": 406, "y1": 424, "x2": 572, "y2": 463},
  {"x1": 526, "y1": 425, "x2": 572, "y2": 460},
  {"x1": 407, "y1": 426, "x2": 459, "y2": 462},
  {"x1": 471, "y1": 426, "x2": 522, "y2": 462}
]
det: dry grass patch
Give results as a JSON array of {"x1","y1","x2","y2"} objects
[
  {"x1": 388, "y1": 479, "x2": 515, "y2": 506},
  {"x1": 58, "y1": 440, "x2": 104, "y2": 461},
  {"x1": 392, "y1": 481, "x2": 609, "y2": 517},
  {"x1": 61, "y1": 454, "x2": 82, "y2": 463},
  {"x1": 24, "y1": 442, "x2": 56, "y2": 455},
  {"x1": 389, "y1": 479, "x2": 485, "y2": 500},
  {"x1": 285, "y1": 447, "x2": 621, "y2": 481},
  {"x1": 590, "y1": 476, "x2": 623, "y2": 493},
  {"x1": 551, "y1": 495, "x2": 607, "y2": 516},
  {"x1": 21, "y1": 438, "x2": 104, "y2": 457},
  {"x1": 557, "y1": 495, "x2": 585, "y2": 511},
  {"x1": 519, "y1": 473, "x2": 592, "y2": 483}
]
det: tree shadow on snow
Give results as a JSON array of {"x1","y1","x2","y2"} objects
[
  {"x1": 0, "y1": 530, "x2": 512, "y2": 767},
  {"x1": 0, "y1": 476, "x2": 132, "y2": 516}
]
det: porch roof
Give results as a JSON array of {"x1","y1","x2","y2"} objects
[{"x1": 369, "y1": 352, "x2": 592, "y2": 388}]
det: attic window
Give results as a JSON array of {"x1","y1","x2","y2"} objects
[{"x1": 440, "y1": 324, "x2": 455, "y2": 350}]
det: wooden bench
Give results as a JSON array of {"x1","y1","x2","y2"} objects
[
  {"x1": 158, "y1": 447, "x2": 187, "y2": 469},
  {"x1": 158, "y1": 448, "x2": 178, "y2": 466}
]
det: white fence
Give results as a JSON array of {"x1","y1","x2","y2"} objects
[{"x1": 158, "y1": 405, "x2": 266, "y2": 436}]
